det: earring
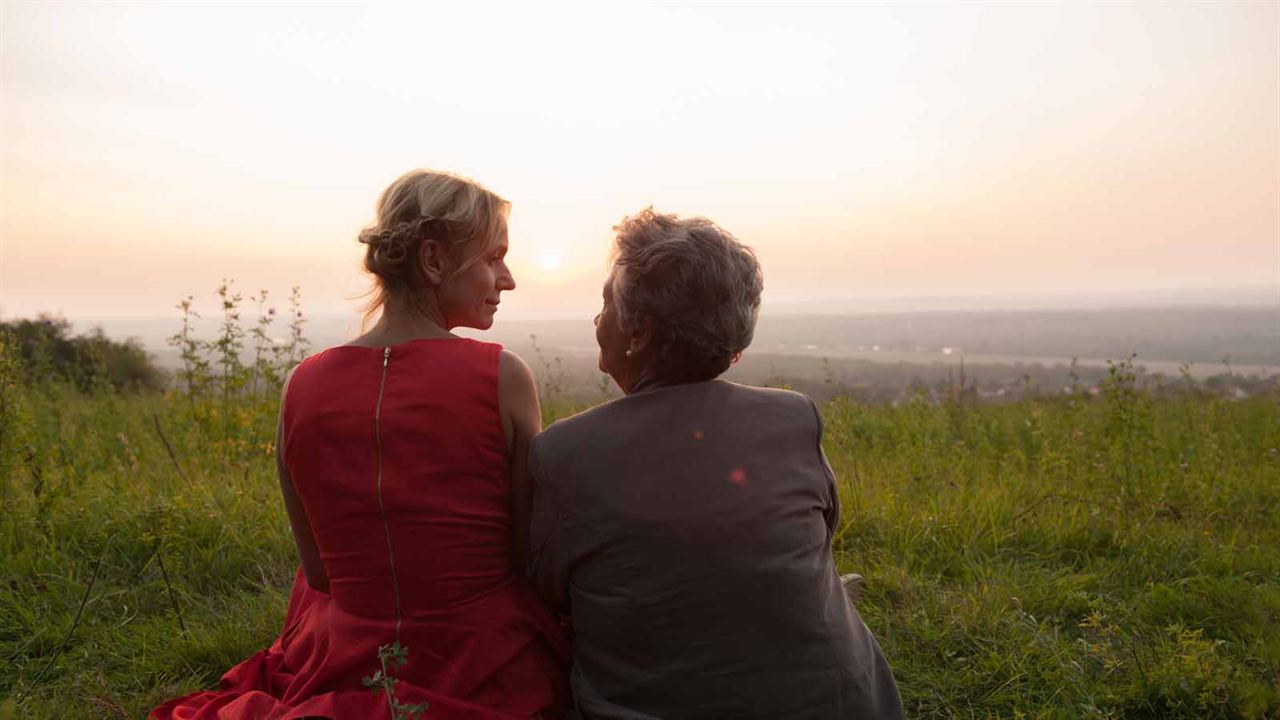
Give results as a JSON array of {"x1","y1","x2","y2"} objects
[{"x1": 625, "y1": 350, "x2": 633, "y2": 358}]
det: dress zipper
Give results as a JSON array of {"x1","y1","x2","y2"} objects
[{"x1": 374, "y1": 346, "x2": 403, "y2": 641}]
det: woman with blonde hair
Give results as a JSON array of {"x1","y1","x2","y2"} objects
[{"x1": 153, "y1": 170, "x2": 570, "y2": 719}]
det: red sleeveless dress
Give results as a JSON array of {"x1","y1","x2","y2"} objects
[{"x1": 151, "y1": 338, "x2": 571, "y2": 720}]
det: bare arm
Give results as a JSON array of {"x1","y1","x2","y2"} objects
[
  {"x1": 498, "y1": 349, "x2": 543, "y2": 571},
  {"x1": 277, "y1": 369, "x2": 328, "y2": 592}
]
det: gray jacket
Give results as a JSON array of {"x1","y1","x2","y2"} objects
[{"x1": 529, "y1": 380, "x2": 903, "y2": 719}]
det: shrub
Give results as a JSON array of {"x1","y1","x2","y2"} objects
[{"x1": 0, "y1": 316, "x2": 163, "y2": 393}]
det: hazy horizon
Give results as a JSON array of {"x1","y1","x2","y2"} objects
[
  {"x1": 2, "y1": 2, "x2": 1277, "y2": 321},
  {"x1": 17, "y1": 301, "x2": 1279, "y2": 383},
  {"x1": 9, "y1": 282, "x2": 1274, "y2": 325}
]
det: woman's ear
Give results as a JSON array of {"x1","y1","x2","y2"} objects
[
  {"x1": 627, "y1": 316, "x2": 653, "y2": 358},
  {"x1": 418, "y1": 239, "x2": 449, "y2": 285}
]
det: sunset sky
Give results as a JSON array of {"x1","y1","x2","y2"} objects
[{"x1": 2, "y1": 1, "x2": 1277, "y2": 324}]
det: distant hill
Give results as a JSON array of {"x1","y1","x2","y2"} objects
[
  {"x1": 748, "y1": 306, "x2": 1280, "y2": 367},
  {"x1": 43, "y1": 303, "x2": 1280, "y2": 376}
]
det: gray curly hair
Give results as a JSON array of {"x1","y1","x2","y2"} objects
[{"x1": 610, "y1": 208, "x2": 763, "y2": 383}]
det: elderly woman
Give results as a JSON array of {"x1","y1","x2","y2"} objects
[{"x1": 528, "y1": 209, "x2": 903, "y2": 719}]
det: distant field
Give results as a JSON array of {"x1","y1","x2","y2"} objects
[
  {"x1": 3, "y1": 346, "x2": 1278, "y2": 718},
  {"x1": 503, "y1": 343, "x2": 1280, "y2": 406},
  {"x1": 68, "y1": 303, "x2": 1280, "y2": 376}
]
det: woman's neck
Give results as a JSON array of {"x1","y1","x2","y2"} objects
[
  {"x1": 354, "y1": 300, "x2": 453, "y2": 347},
  {"x1": 623, "y1": 368, "x2": 663, "y2": 395}
]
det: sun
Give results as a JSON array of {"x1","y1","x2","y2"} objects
[{"x1": 537, "y1": 250, "x2": 564, "y2": 272}]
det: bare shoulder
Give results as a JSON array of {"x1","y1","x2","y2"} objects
[
  {"x1": 497, "y1": 348, "x2": 540, "y2": 437},
  {"x1": 497, "y1": 348, "x2": 536, "y2": 394}
]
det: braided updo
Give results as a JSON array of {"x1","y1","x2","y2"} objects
[{"x1": 359, "y1": 170, "x2": 509, "y2": 324}]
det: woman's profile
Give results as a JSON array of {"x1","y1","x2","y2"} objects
[
  {"x1": 152, "y1": 170, "x2": 570, "y2": 719},
  {"x1": 528, "y1": 208, "x2": 903, "y2": 719}
]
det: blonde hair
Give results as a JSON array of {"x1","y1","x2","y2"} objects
[{"x1": 358, "y1": 169, "x2": 509, "y2": 326}]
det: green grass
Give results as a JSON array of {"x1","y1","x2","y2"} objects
[{"x1": 2, "y1": 366, "x2": 1278, "y2": 718}]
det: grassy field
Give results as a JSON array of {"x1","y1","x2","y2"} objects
[{"x1": 2, "y1": 336, "x2": 1278, "y2": 718}]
